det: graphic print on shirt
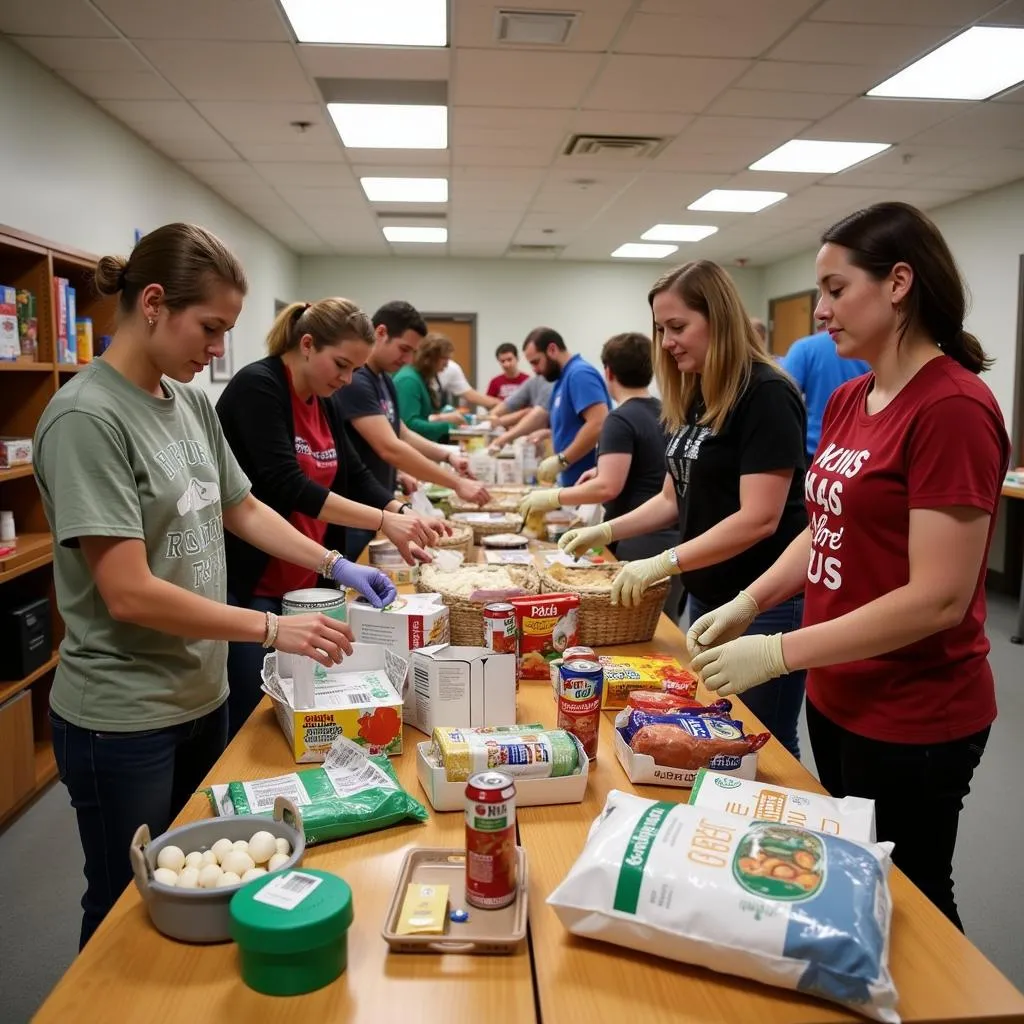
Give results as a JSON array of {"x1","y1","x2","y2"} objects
[
  {"x1": 804, "y1": 441, "x2": 871, "y2": 591},
  {"x1": 666, "y1": 422, "x2": 713, "y2": 499},
  {"x1": 295, "y1": 435, "x2": 337, "y2": 464}
]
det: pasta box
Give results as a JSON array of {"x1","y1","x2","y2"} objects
[{"x1": 261, "y1": 644, "x2": 408, "y2": 763}]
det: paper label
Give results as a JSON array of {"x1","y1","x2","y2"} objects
[
  {"x1": 240, "y1": 773, "x2": 312, "y2": 813},
  {"x1": 252, "y1": 871, "x2": 322, "y2": 911}
]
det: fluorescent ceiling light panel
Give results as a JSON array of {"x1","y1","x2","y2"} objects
[
  {"x1": 688, "y1": 189, "x2": 787, "y2": 213},
  {"x1": 868, "y1": 26, "x2": 1024, "y2": 100},
  {"x1": 750, "y1": 139, "x2": 890, "y2": 174},
  {"x1": 383, "y1": 226, "x2": 448, "y2": 243},
  {"x1": 280, "y1": 0, "x2": 447, "y2": 46},
  {"x1": 360, "y1": 177, "x2": 448, "y2": 202},
  {"x1": 641, "y1": 224, "x2": 719, "y2": 242},
  {"x1": 611, "y1": 243, "x2": 679, "y2": 259},
  {"x1": 328, "y1": 103, "x2": 447, "y2": 149}
]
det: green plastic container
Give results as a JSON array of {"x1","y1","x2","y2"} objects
[{"x1": 229, "y1": 869, "x2": 353, "y2": 996}]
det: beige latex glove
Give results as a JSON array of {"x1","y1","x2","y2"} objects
[
  {"x1": 690, "y1": 633, "x2": 788, "y2": 697},
  {"x1": 518, "y1": 488, "x2": 562, "y2": 517},
  {"x1": 685, "y1": 590, "x2": 760, "y2": 658},
  {"x1": 557, "y1": 521, "x2": 612, "y2": 559},
  {"x1": 610, "y1": 550, "x2": 679, "y2": 607},
  {"x1": 536, "y1": 454, "x2": 563, "y2": 484}
]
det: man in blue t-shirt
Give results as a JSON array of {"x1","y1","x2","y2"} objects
[
  {"x1": 516, "y1": 327, "x2": 611, "y2": 485},
  {"x1": 782, "y1": 330, "x2": 870, "y2": 461}
]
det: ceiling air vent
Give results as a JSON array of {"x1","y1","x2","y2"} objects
[
  {"x1": 495, "y1": 9, "x2": 579, "y2": 45},
  {"x1": 506, "y1": 244, "x2": 565, "y2": 258},
  {"x1": 562, "y1": 134, "x2": 668, "y2": 159}
]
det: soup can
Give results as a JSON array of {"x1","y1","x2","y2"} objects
[
  {"x1": 281, "y1": 588, "x2": 347, "y2": 624},
  {"x1": 562, "y1": 646, "x2": 595, "y2": 664},
  {"x1": 465, "y1": 772, "x2": 517, "y2": 910},
  {"x1": 556, "y1": 659, "x2": 604, "y2": 761},
  {"x1": 484, "y1": 602, "x2": 518, "y2": 655}
]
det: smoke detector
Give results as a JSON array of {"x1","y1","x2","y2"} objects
[{"x1": 495, "y1": 9, "x2": 579, "y2": 45}]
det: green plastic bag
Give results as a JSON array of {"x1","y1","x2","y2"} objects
[{"x1": 205, "y1": 736, "x2": 428, "y2": 845}]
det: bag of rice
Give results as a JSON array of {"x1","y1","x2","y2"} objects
[
  {"x1": 548, "y1": 790, "x2": 898, "y2": 1023},
  {"x1": 205, "y1": 736, "x2": 428, "y2": 845}
]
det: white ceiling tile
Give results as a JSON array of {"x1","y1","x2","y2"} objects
[
  {"x1": 345, "y1": 148, "x2": 451, "y2": 167},
  {"x1": 0, "y1": 0, "x2": 115, "y2": 36},
  {"x1": 449, "y1": 241, "x2": 511, "y2": 257},
  {"x1": 452, "y1": 49, "x2": 602, "y2": 108},
  {"x1": 253, "y1": 162, "x2": 359, "y2": 187},
  {"x1": 805, "y1": 98, "x2": 974, "y2": 144},
  {"x1": 830, "y1": 143, "x2": 972, "y2": 178},
  {"x1": 147, "y1": 135, "x2": 239, "y2": 161},
  {"x1": 724, "y1": 169, "x2": 825, "y2": 192},
  {"x1": 193, "y1": 101, "x2": 327, "y2": 144},
  {"x1": 60, "y1": 68, "x2": 178, "y2": 100},
  {"x1": 777, "y1": 184, "x2": 889, "y2": 217},
  {"x1": 135, "y1": 40, "x2": 313, "y2": 101},
  {"x1": 706, "y1": 89, "x2": 851, "y2": 120},
  {"x1": 451, "y1": 145, "x2": 557, "y2": 167},
  {"x1": 685, "y1": 115, "x2": 812, "y2": 140},
  {"x1": 93, "y1": 0, "x2": 290, "y2": 40},
  {"x1": 734, "y1": 60, "x2": 890, "y2": 94},
  {"x1": 906, "y1": 103, "x2": 1024, "y2": 146},
  {"x1": 569, "y1": 110, "x2": 693, "y2": 138},
  {"x1": 297, "y1": 43, "x2": 452, "y2": 79},
  {"x1": 275, "y1": 186, "x2": 365, "y2": 209},
  {"x1": 181, "y1": 160, "x2": 265, "y2": 184},
  {"x1": 811, "y1": 0, "x2": 997, "y2": 24},
  {"x1": 584, "y1": 55, "x2": 752, "y2": 113},
  {"x1": 13, "y1": 36, "x2": 147, "y2": 71},
  {"x1": 97, "y1": 99, "x2": 225, "y2": 136},
  {"x1": 881, "y1": 187, "x2": 973, "y2": 209},
  {"x1": 454, "y1": 0, "x2": 633, "y2": 51},
  {"x1": 453, "y1": 107, "x2": 571, "y2": 150},
  {"x1": 984, "y1": 0, "x2": 1024, "y2": 24},
  {"x1": 451, "y1": 166, "x2": 547, "y2": 183},
  {"x1": 768, "y1": 22, "x2": 953, "y2": 65},
  {"x1": 233, "y1": 140, "x2": 347, "y2": 162}
]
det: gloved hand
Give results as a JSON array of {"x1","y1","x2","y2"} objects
[
  {"x1": 557, "y1": 521, "x2": 612, "y2": 559},
  {"x1": 610, "y1": 550, "x2": 680, "y2": 607},
  {"x1": 330, "y1": 557, "x2": 397, "y2": 609},
  {"x1": 689, "y1": 633, "x2": 788, "y2": 697},
  {"x1": 685, "y1": 590, "x2": 760, "y2": 658},
  {"x1": 518, "y1": 488, "x2": 562, "y2": 517},
  {"x1": 536, "y1": 454, "x2": 563, "y2": 484}
]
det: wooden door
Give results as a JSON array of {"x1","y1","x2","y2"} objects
[
  {"x1": 424, "y1": 314, "x2": 476, "y2": 386},
  {"x1": 768, "y1": 291, "x2": 816, "y2": 357}
]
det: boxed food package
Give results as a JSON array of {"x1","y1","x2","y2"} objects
[
  {"x1": 0, "y1": 286, "x2": 18, "y2": 360},
  {"x1": 261, "y1": 643, "x2": 408, "y2": 762},
  {"x1": 76, "y1": 318, "x2": 93, "y2": 363},
  {"x1": 549, "y1": 653, "x2": 698, "y2": 709},
  {"x1": 53, "y1": 277, "x2": 69, "y2": 363},
  {"x1": 688, "y1": 769, "x2": 877, "y2": 842},
  {"x1": 547, "y1": 791, "x2": 898, "y2": 1023},
  {"x1": 16, "y1": 289, "x2": 36, "y2": 358},
  {"x1": 347, "y1": 591, "x2": 449, "y2": 676},
  {"x1": 0, "y1": 436, "x2": 33, "y2": 469},
  {"x1": 508, "y1": 593, "x2": 579, "y2": 681},
  {"x1": 406, "y1": 644, "x2": 517, "y2": 735},
  {"x1": 65, "y1": 286, "x2": 77, "y2": 362},
  {"x1": 495, "y1": 452, "x2": 524, "y2": 486}
]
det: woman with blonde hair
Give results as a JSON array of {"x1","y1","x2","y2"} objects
[
  {"x1": 559, "y1": 260, "x2": 808, "y2": 756},
  {"x1": 393, "y1": 331, "x2": 465, "y2": 441},
  {"x1": 217, "y1": 298, "x2": 445, "y2": 737}
]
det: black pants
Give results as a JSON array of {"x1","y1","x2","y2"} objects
[{"x1": 806, "y1": 699, "x2": 989, "y2": 932}]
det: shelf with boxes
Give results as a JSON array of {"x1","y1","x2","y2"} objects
[{"x1": 0, "y1": 223, "x2": 113, "y2": 827}]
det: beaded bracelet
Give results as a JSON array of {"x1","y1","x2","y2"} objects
[
  {"x1": 262, "y1": 611, "x2": 279, "y2": 649},
  {"x1": 318, "y1": 548, "x2": 343, "y2": 578}
]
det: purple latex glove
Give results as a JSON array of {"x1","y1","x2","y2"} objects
[{"x1": 330, "y1": 557, "x2": 397, "y2": 609}]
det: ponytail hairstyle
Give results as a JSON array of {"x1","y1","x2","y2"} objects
[
  {"x1": 95, "y1": 222, "x2": 247, "y2": 317},
  {"x1": 266, "y1": 298, "x2": 374, "y2": 358},
  {"x1": 821, "y1": 202, "x2": 992, "y2": 374}
]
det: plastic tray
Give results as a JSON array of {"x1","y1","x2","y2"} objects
[{"x1": 382, "y1": 847, "x2": 528, "y2": 955}]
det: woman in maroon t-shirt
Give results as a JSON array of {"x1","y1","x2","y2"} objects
[{"x1": 689, "y1": 202, "x2": 1009, "y2": 931}]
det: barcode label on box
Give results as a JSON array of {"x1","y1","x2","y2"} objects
[
  {"x1": 241, "y1": 774, "x2": 312, "y2": 813},
  {"x1": 413, "y1": 663, "x2": 430, "y2": 698},
  {"x1": 344, "y1": 691, "x2": 371, "y2": 705},
  {"x1": 252, "y1": 871, "x2": 322, "y2": 911}
]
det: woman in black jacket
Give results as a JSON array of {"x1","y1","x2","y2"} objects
[{"x1": 217, "y1": 298, "x2": 442, "y2": 737}]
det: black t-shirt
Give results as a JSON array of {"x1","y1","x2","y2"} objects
[
  {"x1": 666, "y1": 361, "x2": 807, "y2": 607},
  {"x1": 332, "y1": 366, "x2": 401, "y2": 494},
  {"x1": 599, "y1": 397, "x2": 669, "y2": 522}
]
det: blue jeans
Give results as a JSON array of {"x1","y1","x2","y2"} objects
[
  {"x1": 688, "y1": 594, "x2": 806, "y2": 760},
  {"x1": 50, "y1": 703, "x2": 228, "y2": 949},
  {"x1": 226, "y1": 594, "x2": 281, "y2": 740}
]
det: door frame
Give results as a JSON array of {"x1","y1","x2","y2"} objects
[
  {"x1": 423, "y1": 311, "x2": 478, "y2": 383},
  {"x1": 767, "y1": 289, "x2": 817, "y2": 355}
]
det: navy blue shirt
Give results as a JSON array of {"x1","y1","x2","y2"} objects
[
  {"x1": 332, "y1": 366, "x2": 400, "y2": 494},
  {"x1": 549, "y1": 355, "x2": 611, "y2": 485}
]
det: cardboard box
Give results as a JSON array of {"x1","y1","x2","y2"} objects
[
  {"x1": 0, "y1": 437, "x2": 32, "y2": 469},
  {"x1": 613, "y1": 727, "x2": 758, "y2": 789},
  {"x1": 261, "y1": 643, "x2": 407, "y2": 762},
  {"x1": 495, "y1": 453, "x2": 524, "y2": 486},
  {"x1": 0, "y1": 286, "x2": 18, "y2": 360},
  {"x1": 347, "y1": 592, "x2": 449, "y2": 668},
  {"x1": 406, "y1": 644, "x2": 517, "y2": 736}
]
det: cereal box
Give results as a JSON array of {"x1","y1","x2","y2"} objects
[{"x1": 508, "y1": 593, "x2": 579, "y2": 681}]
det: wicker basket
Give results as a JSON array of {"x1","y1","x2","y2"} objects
[
  {"x1": 448, "y1": 486, "x2": 531, "y2": 513},
  {"x1": 432, "y1": 522, "x2": 473, "y2": 561},
  {"x1": 450, "y1": 511, "x2": 525, "y2": 545},
  {"x1": 416, "y1": 564, "x2": 540, "y2": 646},
  {"x1": 540, "y1": 563, "x2": 668, "y2": 647}
]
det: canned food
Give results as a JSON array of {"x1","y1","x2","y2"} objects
[
  {"x1": 281, "y1": 588, "x2": 347, "y2": 624},
  {"x1": 465, "y1": 772, "x2": 517, "y2": 909},
  {"x1": 562, "y1": 646, "x2": 595, "y2": 664},
  {"x1": 483, "y1": 602, "x2": 518, "y2": 657},
  {"x1": 557, "y1": 659, "x2": 604, "y2": 761}
]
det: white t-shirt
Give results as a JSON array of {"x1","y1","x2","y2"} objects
[{"x1": 438, "y1": 361, "x2": 471, "y2": 399}]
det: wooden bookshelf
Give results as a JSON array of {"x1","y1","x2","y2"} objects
[{"x1": 0, "y1": 223, "x2": 115, "y2": 827}]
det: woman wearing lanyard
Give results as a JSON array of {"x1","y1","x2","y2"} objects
[
  {"x1": 689, "y1": 203, "x2": 1009, "y2": 930},
  {"x1": 217, "y1": 299, "x2": 443, "y2": 737},
  {"x1": 559, "y1": 261, "x2": 808, "y2": 757},
  {"x1": 34, "y1": 224, "x2": 355, "y2": 947}
]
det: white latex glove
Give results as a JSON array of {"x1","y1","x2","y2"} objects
[
  {"x1": 557, "y1": 521, "x2": 612, "y2": 558},
  {"x1": 610, "y1": 551, "x2": 679, "y2": 608},
  {"x1": 536, "y1": 454, "x2": 562, "y2": 484},
  {"x1": 518, "y1": 488, "x2": 562, "y2": 517},
  {"x1": 685, "y1": 590, "x2": 760, "y2": 658},
  {"x1": 690, "y1": 634, "x2": 788, "y2": 697}
]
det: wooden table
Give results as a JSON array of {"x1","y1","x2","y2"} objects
[
  {"x1": 1002, "y1": 482, "x2": 1024, "y2": 643},
  {"x1": 35, "y1": 590, "x2": 1024, "y2": 1023}
]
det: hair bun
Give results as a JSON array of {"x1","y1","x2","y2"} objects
[{"x1": 94, "y1": 254, "x2": 129, "y2": 296}]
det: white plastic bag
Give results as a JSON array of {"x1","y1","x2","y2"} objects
[
  {"x1": 410, "y1": 487, "x2": 444, "y2": 519},
  {"x1": 548, "y1": 790, "x2": 899, "y2": 1023}
]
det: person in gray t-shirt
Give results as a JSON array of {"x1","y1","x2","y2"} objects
[{"x1": 34, "y1": 223, "x2": 388, "y2": 949}]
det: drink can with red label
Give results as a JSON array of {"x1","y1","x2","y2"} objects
[
  {"x1": 557, "y1": 658, "x2": 604, "y2": 761},
  {"x1": 465, "y1": 771, "x2": 517, "y2": 909},
  {"x1": 562, "y1": 646, "x2": 595, "y2": 664},
  {"x1": 483, "y1": 602, "x2": 518, "y2": 655}
]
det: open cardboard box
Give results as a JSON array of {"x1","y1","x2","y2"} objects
[
  {"x1": 612, "y1": 728, "x2": 758, "y2": 789},
  {"x1": 261, "y1": 643, "x2": 407, "y2": 763}
]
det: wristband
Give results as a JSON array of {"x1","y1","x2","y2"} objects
[
  {"x1": 398, "y1": 503, "x2": 413, "y2": 515},
  {"x1": 557, "y1": 452, "x2": 569, "y2": 468}
]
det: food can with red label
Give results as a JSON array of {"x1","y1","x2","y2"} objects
[
  {"x1": 562, "y1": 646, "x2": 595, "y2": 664},
  {"x1": 557, "y1": 658, "x2": 604, "y2": 761},
  {"x1": 483, "y1": 602, "x2": 518, "y2": 656},
  {"x1": 465, "y1": 771, "x2": 517, "y2": 909}
]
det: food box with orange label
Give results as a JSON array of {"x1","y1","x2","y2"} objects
[
  {"x1": 508, "y1": 593, "x2": 579, "y2": 681},
  {"x1": 549, "y1": 653, "x2": 698, "y2": 709},
  {"x1": 261, "y1": 643, "x2": 408, "y2": 762}
]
